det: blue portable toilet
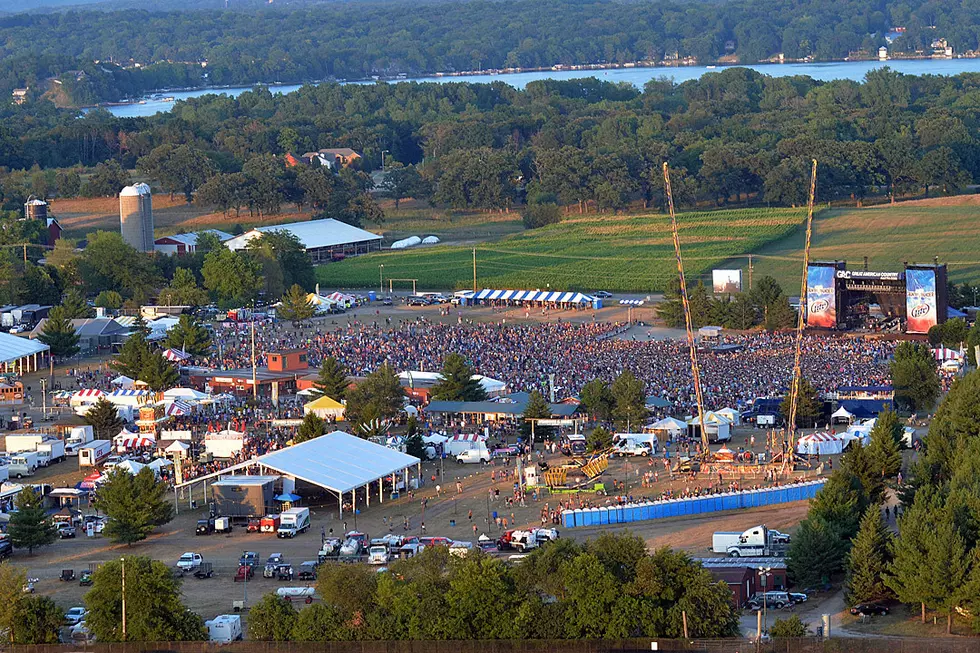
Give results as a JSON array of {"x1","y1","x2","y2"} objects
[
  {"x1": 593, "y1": 298, "x2": 603, "y2": 309},
  {"x1": 599, "y1": 507, "x2": 610, "y2": 525},
  {"x1": 368, "y1": 290, "x2": 377, "y2": 301}
]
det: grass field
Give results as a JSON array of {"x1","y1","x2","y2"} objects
[
  {"x1": 738, "y1": 197, "x2": 980, "y2": 290},
  {"x1": 317, "y1": 208, "x2": 808, "y2": 292}
]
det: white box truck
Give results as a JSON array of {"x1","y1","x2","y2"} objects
[
  {"x1": 79, "y1": 440, "x2": 112, "y2": 467},
  {"x1": 4, "y1": 433, "x2": 46, "y2": 453},
  {"x1": 36, "y1": 439, "x2": 65, "y2": 466},
  {"x1": 277, "y1": 507, "x2": 311, "y2": 538},
  {"x1": 9, "y1": 451, "x2": 39, "y2": 478},
  {"x1": 205, "y1": 615, "x2": 242, "y2": 642},
  {"x1": 65, "y1": 426, "x2": 94, "y2": 456}
]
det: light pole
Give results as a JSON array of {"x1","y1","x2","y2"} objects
[
  {"x1": 379, "y1": 264, "x2": 385, "y2": 294},
  {"x1": 120, "y1": 557, "x2": 127, "y2": 642},
  {"x1": 381, "y1": 150, "x2": 390, "y2": 171},
  {"x1": 757, "y1": 566, "x2": 772, "y2": 637},
  {"x1": 242, "y1": 550, "x2": 248, "y2": 608},
  {"x1": 39, "y1": 377, "x2": 46, "y2": 419}
]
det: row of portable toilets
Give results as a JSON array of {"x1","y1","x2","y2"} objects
[{"x1": 561, "y1": 479, "x2": 826, "y2": 528}]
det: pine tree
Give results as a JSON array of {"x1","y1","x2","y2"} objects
[
  {"x1": 37, "y1": 305, "x2": 79, "y2": 358},
  {"x1": 113, "y1": 326, "x2": 151, "y2": 380},
  {"x1": 83, "y1": 398, "x2": 123, "y2": 440},
  {"x1": 430, "y1": 353, "x2": 487, "y2": 401},
  {"x1": 314, "y1": 356, "x2": 349, "y2": 400},
  {"x1": 610, "y1": 370, "x2": 648, "y2": 430},
  {"x1": 162, "y1": 314, "x2": 212, "y2": 357},
  {"x1": 7, "y1": 488, "x2": 57, "y2": 555},
  {"x1": 867, "y1": 410, "x2": 903, "y2": 479},
  {"x1": 522, "y1": 389, "x2": 553, "y2": 442},
  {"x1": 787, "y1": 517, "x2": 844, "y2": 588},
  {"x1": 841, "y1": 441, "x2": 885, "y2": 506},
  {"x1": 405, "y1": 422, "x2": 426, "y2": 460},
  {"x1": 140, "y1": 351, "x2": 179, "y2": 391},
  {"x1": 60, "y1": 290, "x2": 93, "y2": 319},
  {"x1": 344, "y1": 363, "x2": 404, "y2": 436},
  {"x1": 587, "y1": 426, "x2": 613, "y2": 452},
  {"x1": 580, "y1": 379, "x2": 613, "y2": 422},
  {"x1": 278, "y1": 283, "x2": 315, "y2": 325},
  {"x1": 94, "y1": 468, "x2": 173, "y2": 545},
  {"x1": 296, "y1": 412, "x2": 326, "y2": 443},
  {"x1": 846, "y1": 506, "x2": 893, "y2": 605}
]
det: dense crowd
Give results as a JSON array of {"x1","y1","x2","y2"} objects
[{"x1": 207, "y1": 316, "x2": 895, "y2": 415}]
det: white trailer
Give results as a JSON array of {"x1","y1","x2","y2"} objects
[
  {"x1": 205, "y1": 615, "x2": 242, "y2": 642},
  {"x1": 711, "y1": 532, "x2": 743, "y2": 554},
  {"x1": 4, "y1": 434, "x2": 46, "y2": 453},
  {"x1": 78, "y1": 440, "x2": 112, "y2": 467},
  {"x1": 715, "y1": 525, "x2": 790, "y2": 557}
]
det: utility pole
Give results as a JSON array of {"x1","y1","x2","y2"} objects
[
  {"x1": 120, "y1": 558, "x2": 127, "y2": 641},
  {"x1": 40, "y1": 378, "x2": 46, "y2": 419},
  {"x1": 380, "y1": 264, "x2": 384, "y2": 294},
  {"x1": 250, "y1": 311, "x2": 257, "y2": 402},
  {"x1": 748, "y1": 254, "x2": 753, "y2": 290},
  {"x1": 472, "y1": 248, "x2": 477, "y2": 292}
]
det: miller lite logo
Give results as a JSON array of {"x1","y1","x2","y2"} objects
[
  {"x1": 910, "y1": 304, "x2": 930, "y2": 318},
  {"x1": 810, "y1": 299, "x2": 829, "y2": 313}
]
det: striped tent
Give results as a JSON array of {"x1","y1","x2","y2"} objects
[
  {"x1": 472, "y1": 289, "x2": 595, "y2": 304},
  {"x1": 162, "y1": 348, "x2": 190, "y2": 362},
  {"x1": 117, "y1": 436, "x2": 156, "y2": 449},
  {"x1": 167, "y1": 400, "x2": 194, "y2": 416},
  {"x1": 73, "y1": 389, "x2": 104, "y2": 399},
  {"x1": 109, "y1": 389, "x2": 150, "y2": 398},
  {"x1": 796, "y1": 432, "x2": 844, "y2": 456}
]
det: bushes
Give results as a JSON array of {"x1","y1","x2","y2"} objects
[{"x1": 522, "y1": 202, "x2": 562, "y2": 229}]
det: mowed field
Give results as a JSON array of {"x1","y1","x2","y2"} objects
[
  {"x1": 740, "y1": 197, "x2": 980, "y2": 290},
  {"x1": 318, "y1": 208, "x2": 807, "y2": 292}
]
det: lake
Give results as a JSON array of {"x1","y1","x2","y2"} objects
[{"x1": 103, "y1": 58, "x2": 980, "y2": 118}]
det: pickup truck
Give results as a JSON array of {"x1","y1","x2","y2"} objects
[{"x1": 176, "y1": 552, "x2": 203, "y2": 571}]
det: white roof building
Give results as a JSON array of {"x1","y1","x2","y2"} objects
[
  {"x1": 0, "y1": 331, "x2": 49, "y2": 373},
  {"x1": 155, "y1": 230, "x2": 233, "y2": 255},
  {"x1": 223, "y1": 218, "x2": 382, "y2": 264}
]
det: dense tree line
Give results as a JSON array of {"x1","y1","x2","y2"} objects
[
  {"x1": 3, "y1": 69, "x2": 980, "y2": 217},
  {"x1": 0, "y1": 0, "x2": 978, "y2": 104}
]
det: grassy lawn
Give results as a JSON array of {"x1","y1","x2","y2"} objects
[
  {"x1": 317, "y1": 207, "x2": 807, "y2": 292},
  {"x1": 738, "y1": 200, "x2": 980, "y2": 291}
]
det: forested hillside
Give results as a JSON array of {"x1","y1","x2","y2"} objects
[{"x1": 0, "y1": 0, "x2": 976, "y2": 103}]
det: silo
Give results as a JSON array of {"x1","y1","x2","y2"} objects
[
  {"x1": 119, "y1": 183, "x2": 154, "y2": 252},
  {"x1": 24, "y1": 196, "x2": 48, "y2": 221}
]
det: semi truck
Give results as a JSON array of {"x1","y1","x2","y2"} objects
[
  {"x1": 712, "y1": 525, "x2": 791, "y2": 557},
  {"x1": 65, "y1": 426, "x2": 94, "y2": 456}
]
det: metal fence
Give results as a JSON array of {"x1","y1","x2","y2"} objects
[{"x1": 8, "y1": 639, "x2": 980, "y2": 653}]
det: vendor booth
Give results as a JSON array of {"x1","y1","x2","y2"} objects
[{"x1": 796, "y1": 432, "x2": 844, "y2": 456}]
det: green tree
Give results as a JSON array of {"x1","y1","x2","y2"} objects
[
  {"x1": 846, "y1": 506, "x2": 893, "y2": 605},
  {"x1": 444, "y1": 554, "x2": 522, "y2": 639},
  {"x1": 405, "y1": 429, "x2": 426, "y2": 460},
  {"x1": 787, "y1": 516, "x2": 844, "y2": 588},
  {"x1": 37, "y1": 305, "x2": 80, "y2": 358},
  {"x1": 202, "y1": 247, "x2": 263, "y2": 308},
  {"x1": 867, "y1": 409, "x2": 903, "y2": 479},
  {"x1": 768, "y1": 614, "x2": 809, "y2": 638},
  {"x1": 316, "y1": 563, "x2": 379, "y2": 622},
  {"x1": 94, "y1": 289, "x2": 123, "y2": 310},
  {"x1": 521, "y1": 389, "x2": 553, "y2": 442},
  {"x1": 162, "y1": 314, "x2": 212, "y2": 357},
  {"x1": 137, "y1": 144, "x2": 215, "y2": 202},
  {"x1": 79, "y1": 231, "x2": 160, "y2": 300},
  {"x1": 292, "y1": 602, "x2": 348, "y2": 641},
  {"x1": 839, "y1": 442, "x2": 884, "y2": 507},
  {"x1": 587, "y1": 426, "x2": 613, "y2": 452},
  {"x1": 278, "y1": 284, "x2": 315, "y2": 326},
  {"x1": 580, "y1": 379, "x2": 613, "y2": 422},
  {"x1": 112, "y1": 322, "x2": 151, "y2": 380},
  {"x1": 84, "y1": 557, "x2": 206, "y2": 642},
  {"x1": 0, "y1": 562, "x2": 26, "y2": 643},
  {"x1": 12, "y1": 596, "x2": 63, "y2": 644},
  {"x1": 6, "y1": 488, "x2": 57, "y2": 555},
  {"x1": 380, "y1": 163, "x2": 430, "y2": 209},
  {"x1": 296, "y1": 411, "x2": 327, "y2": 443},
  {"x1": 430, "y1": 353, "x2": 487, "y2": 402},
  {"x1": 140, "y1": 350, "x2": 180, "y2": 391},
  {"x1": 248, "y1": 230, "x2": 315, "y2": 291},
  {"x1": 610, "y1": 370, "x2": 648, "y2": 430},
  {"x1": 60, "y1": 290, "x2": 93, "y2": 319},
  {"x1": 82, "y1": 160, "x2": 129, "y2": 198},
  {"x1": 779, "y1": 376, "x2": 822, "y2": 428},
  {"x1": 522, "y1": 202, "x2": 562, "y2": 229},
  {"x1": 344, "y1": 363, "x2": 404, "y2": 436},
  {"x1": 314, "y1": 356, "x2": 349, "y2": 400},
  {"x1": 247, "y1": 594, "x2": 297, "y2": 641},
  {"x1": 891, "y1": 341, "x2": 940, "y2": 412},
  {"x1": 84, "y1": 397, "x2": 123, "y2": 440},
  {"x1": 158, "y1": 267, "x2": 210, "y2": 307},
  {"x1": 93, "y1": 467, "x2": 174, "y2": 544}
]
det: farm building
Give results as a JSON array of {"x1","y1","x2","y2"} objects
[
  {"x1": 154, "y1": 230, "x2": 233, "y2": 255},
  {"x1": 223, "y1": 219, "x2": 382, "y2": 264}
]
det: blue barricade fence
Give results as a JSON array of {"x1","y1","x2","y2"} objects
[{"x1": 562, "y1": 480, "x2": 826, "y2": 528}]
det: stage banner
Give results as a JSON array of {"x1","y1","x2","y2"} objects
[
  {"x1": 806, "y1": 265, "x2": 836, "y2": 328},
  {"x1": 906, "y1": 268, "x2": 938, "y2": 334}
]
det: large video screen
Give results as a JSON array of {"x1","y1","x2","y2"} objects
[
  {"x1": 712, "y1": 269, "x2": 742, "y2": 294},
  {"x1": 806, "y1": 265, "x2": 837, "y2": 328},
  {"x1": 906, "y1": 268, "x2": 938, "y2": 334}
]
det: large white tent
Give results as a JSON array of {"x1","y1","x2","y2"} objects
[
  {"x1": 648, "y1": 417, "x2": 686, "y2": 439},
  {"x1": 796, "y1": 432, "x2": 844, "y2": 456}
]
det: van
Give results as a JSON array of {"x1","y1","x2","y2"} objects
[
  {"x1": 561, "y1": 435, "x2": 587, "y2": 456},
  {"x1": 205, "y1": 615, "x2": 242, "y2": 642},
  {"x1": 9, "y1": 452, "x2": 38, "y2": 478}
]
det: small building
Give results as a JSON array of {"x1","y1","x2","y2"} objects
[
  {"x1": 183, "y1": 366, "x2": 302, "y2": 398},
  {"x1": 706, "y1": 566, "x2": 757, "y2": 609},
  {"x1": 11, "y1": 88, "x2": 28, "y2": 105},
  {"x1": 267, "y1": 349, "x2": 309, "y2": 373},
  {"x1": 223, "y1": 219, "x2": 382, "y2": 264},
  {"x1": 154, "y1": 230, "x2": 233, "y2": 255},
  {"x1": 46, "y1": 218, "x2": 63, "y2": 245},
  {"x1": 210, "y1": 475, "x2": 279, "y2": 517},
  {"x1": 30, "y1": 318, "x2": 128, "y2": 353},
  {"x1": 310, "y1": 148, "x2": 361, "y2": 168}
]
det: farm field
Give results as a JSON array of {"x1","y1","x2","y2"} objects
[
  {"x1": 740, "y1": 197, "x2": 980, "y2": 290},
  {"x1": 317, "y1": 208, "x2": 808, "y2": 292}
]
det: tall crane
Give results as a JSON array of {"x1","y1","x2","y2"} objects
[
  {"x1": 784, "y1": 159, "x2": 819, "y2": 470},
  {"x1": 663, "y1": 163, "x2": 709, "y2": 456}
]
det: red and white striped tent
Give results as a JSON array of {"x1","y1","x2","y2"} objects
[
  {"x1": 447, "y1": 432, "x2": 488, "y2": 455},
  {"x1": 70, "y1": 388, "x2": 105, "y2": 408},
  {"x1": 932, "y1": 347, "x2": 963, "y2": 362},
  {"x1": 162, "y1": 348, "x2": 191, "y2": 362},
  {"x1": 796, "y1": 432, "x2": 844, "y2": 456},
  {"x1": 117, "y1": 436, "x2": 156, "y2": 449}
]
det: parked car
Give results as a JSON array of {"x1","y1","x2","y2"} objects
[
  {"x1": 456, "y1": 448, "x2": 490, "y2": 464},
  {"x1": 64, "y1": 607, "x2": 88, "y2": 625},
  {"x1": 176, "y1": 552, "x2": 203, "y2": 571},
  {"x1": 57, "y1": 523, "x2": 76, "y2": 539},
  {"x1": 748, "y1": 591, "x2": 792, "y2": 610},
  {"x1": 789, "y1": 592, "x2": 808, "y2": 603},
  {"x1": 381, "y1": 296, "x2": 393, "y2": 306},
  {"x1": 850, "y1": 603, "x2": 889, "y2": 616},
  {"x1": 239, "y1": 551, "x2": 259, "y2": 568},
  {"x1": 264, "y1": 553, "x2": 286, "y2": 578},
  {"x1": 407, "y1": 296, "x2": 430, "y2": 306},
  {"x1": 297, "y1": 562, "x2": 318, "y2": 581},
  {"x1": 593, "y1": 291, "x2": 613, "y2": 298}
]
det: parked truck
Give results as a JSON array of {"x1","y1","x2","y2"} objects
[
  {"x1": 277, "y1": 507, "x2": 311, "y2": 538},
  {"x1": 712, "y1": 525, "x2": 791, "y2": 557},
  {"x1": 65, "y1": 426, "x2": 94, "y2": 456},
  {"x1": 9, "y1": 451, "x2": 39, "y2": 478},
  {"x1": 4, "y1": 433, "x2": 46, "y2": 453},
  {"x1": 78, "y1": 440, "x2": 112, "y2": 467},
  {"x1": 36, "y1": 439, "x2": 65, "y2": 466}
]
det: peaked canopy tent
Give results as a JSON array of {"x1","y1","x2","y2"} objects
[
  {"x1": 178, "y1": 431, "x2": 421, "y2": 518},
  {"x1": 831, "y1": 406, "x2": 854, "y2": 424},
  {"x1": 0, "y1": 331, "x2": 49, "y2": 374},
  {"x1": 648, "y1": 417, "x2": 687, "y2": 439},
  {"x1": 162, "y1": 348, "x2": 190, "y2": 362},
  {"x1": 468, "y1": 289, "x2": 597, "y2": 306},
  {"x1": 111, "y1": 375, "x2": 136, "y2": 389},
  {"x1": 303, "y1": 395, "x2": 346, "y2": 419},
  {"x1": 796, "y1": 432, "x2": 844, "y2": 456}
]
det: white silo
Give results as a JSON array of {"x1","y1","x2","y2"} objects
[{"x1": 119, "y1": 183, "x2": 154, "y2": 252}]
